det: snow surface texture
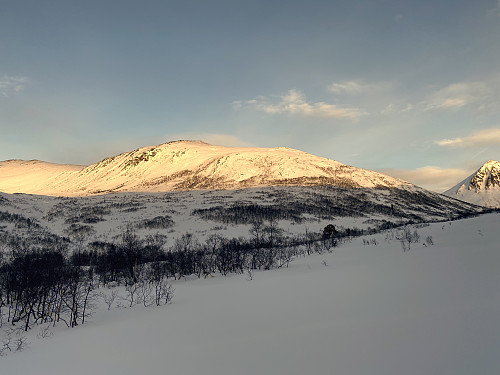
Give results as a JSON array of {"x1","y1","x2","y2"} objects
[
  {"x1": 0, "y1": 140, "x2": 411, "y2": 196},
  {"x1": 2, "y1": 213, "x2": 500, "y2": 375},
  {"x1": 444, "y1": 160, "x2": 500, "y2": 207}
]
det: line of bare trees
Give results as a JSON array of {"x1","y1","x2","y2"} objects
[
  {"x1": 79, "y1": 224, "x2": 308, "y2": 284},
  {"x1": 0, "y1": 219, "x2": 354, "y2": 344},
  {"x1": 0, "y1": 229, "x2": 177, "y2": 338}
]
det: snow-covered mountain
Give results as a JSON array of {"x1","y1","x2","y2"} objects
[
  {"x1": 0, "y1": 140, "x2": 412, "y2": 196},
  {"x1": 0, "y1": 160, "x2": 84, "y2": 195},
  {"x1": 443, "y1": 160, "x2": 500, "y2": 208},
  {"x1": 0, "y1": 140, "x2": 488, "y2": 246}
]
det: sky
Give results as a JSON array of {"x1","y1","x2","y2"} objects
[{"x1": 1, "y1": 0, "x2": 499, "y2": 192}]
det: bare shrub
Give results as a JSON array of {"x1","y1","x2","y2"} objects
[
  {"x1": 37, "y1": 324, "x2": 54, "y2": 339},
  {"x1": 100, "y1": 290, "x2": 119, "y2": 310},
  {"x1": 138, "y1": 281, "x2": 154, "y2": 307},
  {"x1": 425, "y1": 236, "x2": 434, "y2": 246},
  {"x1": 246, "y1": 268, "x2": 254, "y2": 281},
  {"x1": 158, "y1": 280, "x2": 174, "y2": 305},
  {"x1": 1, "y1": 328, "x2": 29, "y2": 355},
  {"x1": 123, "y1": 283, "x2": 139, "y2": 307}
]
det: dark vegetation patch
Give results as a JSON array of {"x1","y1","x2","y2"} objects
[
  {"x1": 191, "y1": 187, "x2": 484, "y2": 225},
  {"x1": 0, "y1": 211, "x2": 40, "y2": 229},
  {"x1": 45, "y1": 200, "x2": 110, "y2": 224},
  {"x1": 64, "y1": 223, "x2": 96, "y2": 237},
  {"x1": 0, "y1": 196, "x2": 10, "y2": 206},
  {"x1": 135, "y1": 215, "x2": 175, "y2": 230}
]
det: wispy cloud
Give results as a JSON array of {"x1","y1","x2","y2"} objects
[
  {"x1": 0, "y1": 75, "x2": 28, "y2": 97},
  {"x1": 234, "y1": 89, "x2": 367, "y2": 120},
  {"x1": 424, "y1": 82, "x2": 489, "y2": 111},
  {"x1": 380, "y1": 166, "x2": 471, "y2": 192},
  {"x1": 435, "y1": 128, "x2": 500, "y2": 147},
  {"x1": 380, "y1": 103, "x2": 413, "y2": 115},
  {"x1": 379, "y1": 81, "x2": 493, "y2": 115},
  {"x1": 328, "y1": 80, "x2": 393, "y2": 96}
]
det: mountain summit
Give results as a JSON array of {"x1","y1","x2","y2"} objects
[
  {"x1": 443, "y1": 160, "x2": 500, "y2": 207},
  {"x1": 0, "y1": 140, "x2": 411, "y2": 196}
]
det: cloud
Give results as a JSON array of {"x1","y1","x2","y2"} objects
[
  {"x1": 328, "y1": 80, "x2": 393, "y2": 96},
  {"x1": 0, "y1": 75, "x2": 28, "y2": 97},
  {"x1": 234, "y1": 89, "x2": 367, "y2": 120},
  {"x1": 166, "y1": 132, "x2": 254, "y2": 147},
  {"x1": 380, "y1": 166, "x2": 471, "y2": 192},
  {"x1": 435, "y1": 128, "x2": 500, "y2": 147},
  {"x1": 424, "y1": 82, "x2": 489, "y2": 111},
  {"x1": 380, "y1": 102, "x2": 413, "y2": 115},
  {"x1": 379, "y1": 81, "x2": 495, "y2": 116},
  {"x1": 435, "y1": 138, "x2": 464, "y2": 147}
]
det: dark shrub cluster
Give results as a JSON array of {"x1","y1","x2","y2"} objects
[
  {"x1": 0, "y1": 211, "x2": 40, "y2": 229},
  {"x1": 135, "y1": 215, "x2": 175, "y2": 230}
]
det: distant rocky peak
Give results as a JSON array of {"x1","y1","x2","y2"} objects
[{"x1": 470, "y1": 160, "x2": 500, "y2": 191}]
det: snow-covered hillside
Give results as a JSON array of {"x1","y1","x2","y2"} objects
[
  {"x1": 0, "y1": 160, "x2": 83, "y2": 195},
  {"x1": 0, "y1": 185, "x2": 486, "y2": 247},
  {"x1": 2, "y1": 213, "x2": 499, "y2": 375},
  {"x1": 443, "y1": 160, "x2": 500, "y2": 207},
  {"x1": 0, "y1": 140, "x2": 411, "y2": 196}
]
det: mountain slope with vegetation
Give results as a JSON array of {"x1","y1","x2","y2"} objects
[{"x1": 0, "y1": 140, "x2": 412, "y2": 196}]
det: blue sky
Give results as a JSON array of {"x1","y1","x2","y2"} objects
[{"x1": 1, "y1": 0, "x2": 499, "y2": 191}]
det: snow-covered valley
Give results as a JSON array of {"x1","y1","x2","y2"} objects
[
  {"x1": 0, "y1": 142, "x2": 496, "y2": 374},
  {"x1": 0, "y1": 184, "x2": 486, "y2": 247},
  {"x1": 1, "y1": 213, "x2": 499, "y2": 375},
  {"x1": 2, "y1": 0, "x2": 498, "y2": 372}
]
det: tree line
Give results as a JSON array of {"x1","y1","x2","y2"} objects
[{"x1": 0, "y1": 220, "x2": 359, "y2": 338}]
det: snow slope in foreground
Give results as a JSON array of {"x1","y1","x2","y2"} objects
[{"x1": 2, "y1": 214, "x2": 500, "y2": 375}]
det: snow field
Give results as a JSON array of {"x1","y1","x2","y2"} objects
[{"x1": 2, "y1": 213, "x2": 499, "y2": 375}]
